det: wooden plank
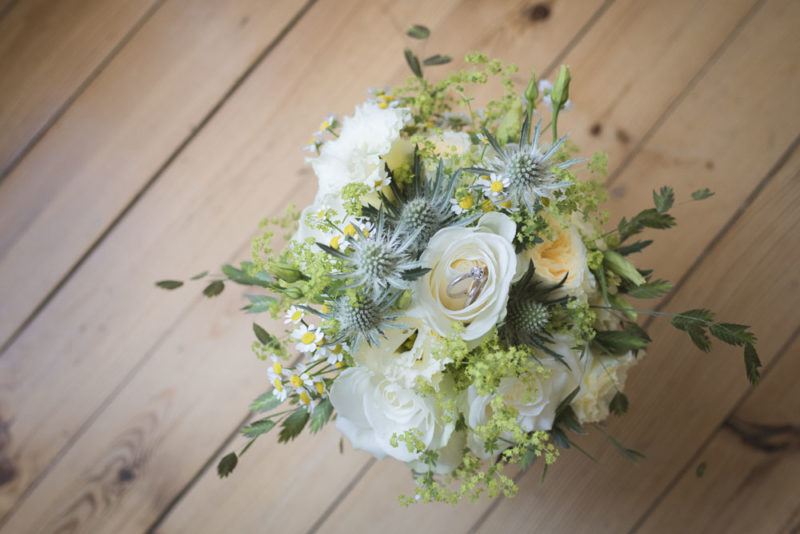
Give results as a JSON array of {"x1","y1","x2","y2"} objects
[
  {"x1": 311, "y1": 0, "x2": 778, "y2": 530},
  {"x1": 635, "y1": 331, "x2": 800, "y2": 534},
  {"x1": 0, "y1": 0, "x2": 466, "y2": 529},
  {"x1": 0, "y1": 0, "x2": 310, "y2": 518},
  {"x1": 0, "y1": 0, "x2": 158, "y2": 175},
  {"x1": 472, "y1": 2, "x2": 800, "y2": 531},
  {"x1": 0, "y1": 0, "x2": 308, "y2": 350}
]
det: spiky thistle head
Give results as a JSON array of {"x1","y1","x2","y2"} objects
[
  {"x1": 327, "y1": 291, "x2": 405, "y2": 351},
  {"x1": 317, "y1": 211, "x2": 428, "y2": 297},
  {"x1": 468, "y1": 116, "x2": 581, "y2": 213},
  {"x1": 364, "y1": 152, "x2": 480, "y2": 253},
  {"x1": 500, "y1": 260, "x2": 570, "y2": 362}
]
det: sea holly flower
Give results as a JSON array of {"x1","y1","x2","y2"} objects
[
  {"x1": 284, "y1": 305, "x2": 305, "y2": 325},
  {"x1": 466, "y1": 116, "x2": 580, "y2": 212},
  {"x1": 292, "y1": 325, "x2": 324, "y2": 353}
]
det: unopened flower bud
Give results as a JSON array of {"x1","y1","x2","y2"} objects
[
  {"x1": 551, "y1": 65, "x2": 571, "y2": 111},
  {"x1": 282, "y1": 285, "x2": 304, "y2": 299},
  {"x1": 523, "y1": 72, "x2": 538, "y2": 109},
  {"x1": 267, "y1": 259, "x2": 303, "y2": 283}
]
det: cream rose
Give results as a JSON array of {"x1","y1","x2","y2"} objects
[
  {"x1": 329, "y1": 366, "x2": 454, "y2": 462},
  {"x1": 521, "y1": 218, "x2": 596, "y2": 299},
  {"x1": 570, "y1": 347, "x2": 640, "y2": 423},
  {"x1": 410, "y1": 212, "x2": 518, "y2": 344},
  {"x1": 352, "y1": 318, "x2": 450, "y2": 390}
]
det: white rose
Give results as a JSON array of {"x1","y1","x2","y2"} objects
[
  {"x1": 406, "y1": 430, "x2": 466, "y2": 476},
  {"x1": 353, "y1": 318, "x2": 450, "y2": 390},
  {"x1": 571, "y1": 347, "x2": 640, "y2": 424},
  {"x1": 520, "y1": 218, "x2": 596, "y2": 299},
  {"x1": 410, "y1": 213, "x2": 518, "y2": 345},
  {"x1": 329, "y1": 366, "x2": 454, "y2": 462},
  {"x1": 309, "y1": 102, "x2": 410, "y2": 199},
  {"x1": 461, "y1": 341, "x2": 579, "y2": 458}
]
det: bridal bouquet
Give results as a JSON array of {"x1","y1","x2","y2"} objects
[{"x1": 159, "y1": 31, "x2": 760, "y2": 504}]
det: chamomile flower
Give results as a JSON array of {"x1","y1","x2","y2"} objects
[
  {"x1": 317, "y1": 342, "x2": 347, "y2": 366},
  {"x1": 267, "y1": 356, "x2": 289, "y2": 401},
  {"x1": 367, "y1": 172, "x2": 391, "y2": 192},
  {"x1": 450, "y1": 194, "x2": 475, "y2": 214},
  {"x1": 292, "y1": 325, "x2": 324, "y2": 353},
  {"x1": 316, "y1": 114, "x2": 338, "y2": 135},
  {"x1": 312, "y1": 376, "x2": 328, "y2": 396},
  {"x1": 284, "y1": 305, "x2": 305, "y2": 325},
  {"x1": 286, "y1": 364, "x2": 312, "y2": 392},
  {"x1": 301, "y1": 138, "x2": 321, "y2": 153},
  {"x1": 476, "y1": 174, "x2": 511, "y2": 200},
  {"x1": 298, "y1": 389, "x2": 318, "y2": 412}
]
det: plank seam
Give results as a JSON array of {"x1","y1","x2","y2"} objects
[
  {"x1": 304, "y1": 458, "x2": 378, "y2": 534},
  {"x1": 0, "y1": 0, "x2": 168, "y2": 183},
  {"x1": 0, "y1": 0, "x2": 319, "y2": 359},
  {"x1": 604, "y1": 0, "x2": 768, "y2": 189},
  {"x1": 627, "y1": 324, "x2": 800, "y2": 534}
]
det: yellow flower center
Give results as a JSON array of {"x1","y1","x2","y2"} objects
[
  {"x1": 290, "y1": 374, "x2": 304, "y2": 387},
  {"x1": 272, "y1": 362, "x2": 283, "y2": 375},
  {"x1": 500, "y1": 200, "x2": 512, "y2": 209},
  {"x1": 301, "y1": 332, "x2": 316, "y2": 345},
  {"x1": 290, "y1": 310, "x2": 303, "y2": 322},
  {"x1": 481, "y1": 199, "x2": 495, "y2": 212},
  {"x1": 330, "y1": 344, "x2": 343, "y2": 354},
  {"x1": 315, "y1": 382, "x2": 325, "y2": 394},
  {"x1": 490, "y1": 180, "x2": 504, "y2": 193},
  {"x1": 335, "y1": 361, "x2": 344, "y2": 369},
  {"x1": 319, "y1": 120, "x2": 330, "y2": 131},
  {"x1": 458, "y1": 196, "x2": 474, "y2": 210},
  {"x1": 378, "y1": 101, "x2": 388, "y2": 109},
  {"x1": 299, "y1": 391, "x2": 311, "y2": 405},
  {"x1": 343, "y1": 224, "x2": 356, "y2": 237},
  {"x1": 329, "y1": 235, "x2": 341, "y2": 250},
  {"x1": 321, "y1": 303, "x2": 331, "y2": 313},
  {"x1": 274, "y1": 378, "x2": 283, "y2": 391}
]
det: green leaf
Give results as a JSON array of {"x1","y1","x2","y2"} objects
[
  {"x1": 608, "y1": 293, "x2": 637, "y2": 320},
  {"x1": 243, "y1": 294, "x2": 277, "y2": 314},
  {"x1": 203, "y1": 280, "x2": 224, "y2": 297},
  {"x1": 190, "y1": 271, "x2": 208, "y2": 280},
  {"x1": 557, "y1": 407, "x2": 586, "y2": 435},
  {"x1": 653, "y1": 186, "x2": 674, "y2": 213},
  {"x1": 691, "y1": 188, "x2": 714, "y2": 200},
  {"x1": 519, "y1": 447, "x2": 537, "y2": 471},
  {"x1": 217, "y1": 452, "x2": 238, "y2": 478},
  {"x1": 556, "y1": 387, "x2": 581, "y2": 417},
  {"x1": 593, "y1": 329, "x2": 649, "y2": 356},
  {"x1": 406, "y1": 24, "x2": 430, "y2": 39},
  {"x1": 310, "y1": 398, "x2": 334, "y2": 433},
  {"x1": 604, "y1": 250, "x2": 646, "y2": 286},
  {"x1": 155, "y1": 280, "x2": 183, "y2": 290},
  {"x1": 250, "y1": 390, "x2": 282, "y2": 413},
  {"x1": 422, "y1": 54, "x2": 451, "y2": 66},
  {"x1": 222, "y1": 263, "x2": 271, "y2": 287},
  {"x1": 626, "y1": 279, "x2": 672, "y2": 299},
  {"x1": 616, "y1": 240, "x2": 653, "y2": 256},
  {"x1": 609, "y1": 392, "x2": 629, "y2": 416},
  {"x1": 241, "y1": 417, "x2": 277, "y2": 438},
  {"x1": 709, "y1": 323, "x2": 756, "y2": 347},
  {"x1": 252, "y1": 322, "x2": 271, "y2": 345},
  {"x1": 670, "y1": 309, "x2": 715, "y2": 331},
  {"x1": 603, "y1": 432, "x2": 645, "y2": 464},
  {"x1": 696, "y1": 461, "x2": 707, "y2": 478},
  {"x1": 687, "y1": 324, "x2": 712, "y2": 352},
  {"x1": 278, "y1": 408, "x2": 310, "y2": 443},
  {"x1": 636, "y1": 208, "x2": 676, "y2": 230},
  {"x1": 404, "y1": 48, "x2": 423, "y2": 78},
  {"x1": 744, "y1": 343, "x2": 761, "y2": 386}
]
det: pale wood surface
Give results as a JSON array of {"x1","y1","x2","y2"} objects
[{"x1": 0, "y1": 0, "x2": 797, "y2": 532}]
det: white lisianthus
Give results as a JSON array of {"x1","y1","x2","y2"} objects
[
  {"x1": 520, "y1": 218, "x2": 596, "y2": 299},
  {"x1": 309, "y1": 101, "x2": 410, "y2": 199},
  {"x1": 353, "y1": 318, "x2": 450, "y2": 390},
  {"x1": 410, "y1": 212, "x2": 518, "y2": 345},
  {"x1": 329, "y1": 366, "x2": 454, "y2": 462},
  {"x1": 461, "y1": 339, "x2": 580, "y2": 458},
  {"x1": 570, "y1": 347, "x2": 640, "y2": 424}
]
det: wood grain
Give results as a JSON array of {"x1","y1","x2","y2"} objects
[
  {"x1": 0, "y1": 0, "x2": 308, "y2": 351},
  {"x1": 0, "y1": 0, "x2": 159, "y2": 176}
]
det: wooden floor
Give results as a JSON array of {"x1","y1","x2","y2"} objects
[{"x1": 0, "y1": 0, "x2": 798, "y2": 532}]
